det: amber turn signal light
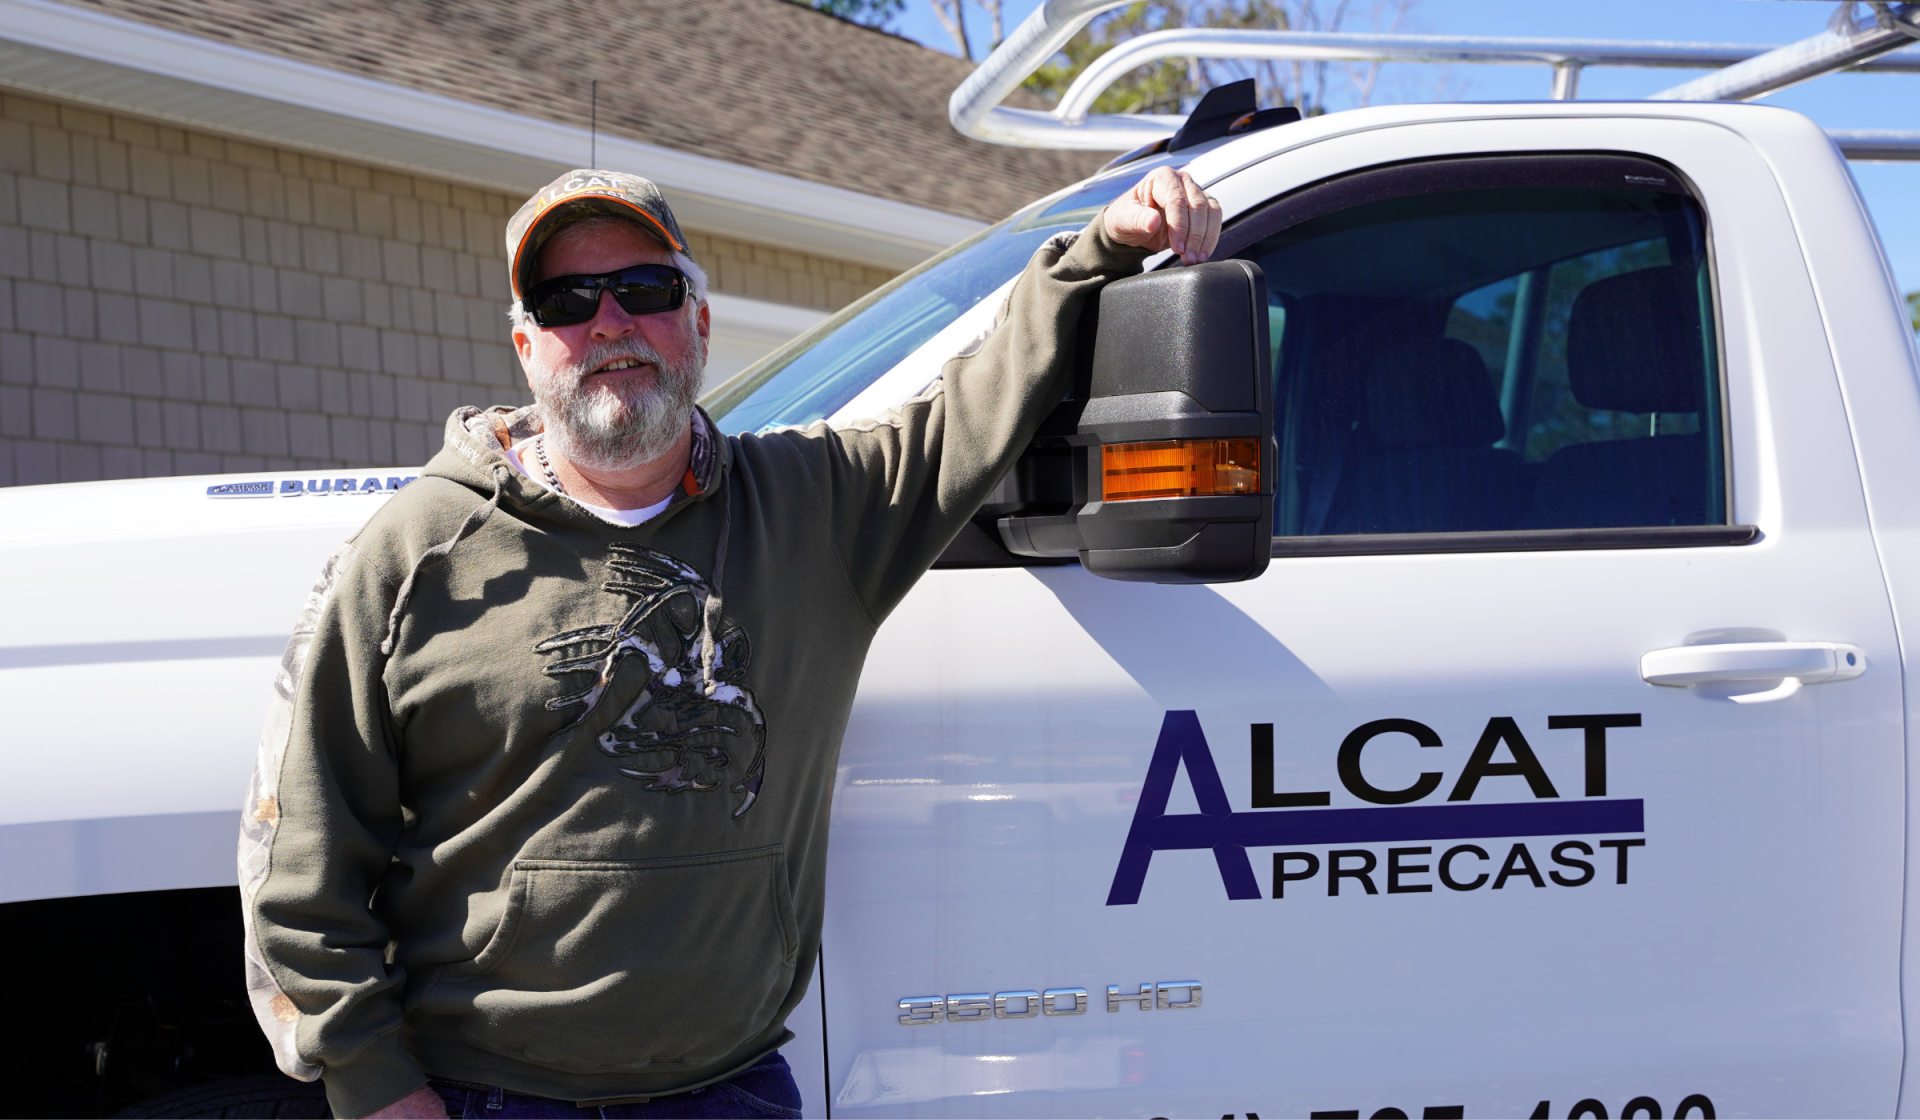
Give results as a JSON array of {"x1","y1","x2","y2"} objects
[{"x1": 1101, "y1": 438, "x2": 1262, "y2": 502}]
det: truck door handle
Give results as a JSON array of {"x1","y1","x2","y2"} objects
[{"x1": 1640, "y1": 642, "x2": 1866, "y2": 687}]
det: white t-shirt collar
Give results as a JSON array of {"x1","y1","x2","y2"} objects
[{"x1": 503, "y1": 436, "x2": 673, "y2": 527}]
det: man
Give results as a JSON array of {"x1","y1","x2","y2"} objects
[{"x1": 240, "y1": 165, "x2": 1221, "y2": 1119}]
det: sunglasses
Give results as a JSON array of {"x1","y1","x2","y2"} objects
[{"x1": 521, "y1": 263, "x2": 688, "y2": 328}]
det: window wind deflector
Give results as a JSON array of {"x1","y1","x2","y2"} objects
[{"x1": 1216, "y1": 153, "x2": 1698, "y2": 261}]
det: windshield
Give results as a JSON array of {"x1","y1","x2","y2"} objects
[{"x1": 702, "y1": 160, "x2": 1180, "y2": 433}]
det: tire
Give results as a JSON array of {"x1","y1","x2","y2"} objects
[{"x1": 111, "y1": 1072, "x2": 331, "y2": 1119}]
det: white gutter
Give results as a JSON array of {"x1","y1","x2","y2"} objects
[
  {"x1": 704, "y1": 292, "x2": 829, "y2": 388},
  {"x1": 706, "y1": 293, "x2": 830, "y2": 340},
  {"x1": 0, "y1": 0, "x2": 983, "y2": 272}
]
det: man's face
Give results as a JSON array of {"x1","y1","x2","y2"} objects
[{"x1": 513, "y1": 220, "x2": 711, "y2": 470}]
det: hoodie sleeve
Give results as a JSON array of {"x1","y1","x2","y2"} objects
[
  {"x1": 239, "y1": 539, "x2": 426, "y2": 1120},
  {"x1": 794, "y1": 215, "x2": 1150, "y2": 623}
]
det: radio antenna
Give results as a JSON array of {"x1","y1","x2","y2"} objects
[{"x1": 590, "y1": 79, "x2": 598, "y2": 167}]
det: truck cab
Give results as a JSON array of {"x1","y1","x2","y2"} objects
[{"x1": 6, "y1": 97, "x2": 1920, "y2": 1118}]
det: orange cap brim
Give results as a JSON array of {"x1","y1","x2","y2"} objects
[{"x1": 510, "y1": 193, "x2": 686, "y2": 299}]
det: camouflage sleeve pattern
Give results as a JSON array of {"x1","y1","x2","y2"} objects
[{"x1": 238, "y1": 543, "x2": 355, "y2": 1080}]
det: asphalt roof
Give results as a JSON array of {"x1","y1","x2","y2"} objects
[{"x1": 54, "y1": 0, "x2": 1114, "y2": 223}]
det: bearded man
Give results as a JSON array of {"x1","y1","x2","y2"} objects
[{"x1": 240, "y1": 167, "x2": 1221, "y2": 1120}]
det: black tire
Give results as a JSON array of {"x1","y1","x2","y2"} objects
[{"x1": 111, "y1": 1072, "x2": 330, "y2": 1119}]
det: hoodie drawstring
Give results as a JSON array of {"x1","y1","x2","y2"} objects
[
  {"x1": 380, "y1": 465, "x2": 508, "y2": 656},
  {"x1": 697, "y1": 479, "x2": 732, "y2": 698}
]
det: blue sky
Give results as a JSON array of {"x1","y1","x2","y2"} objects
[{"x1": 884, "y1": 0, "x2": 1920, "y2": 295}]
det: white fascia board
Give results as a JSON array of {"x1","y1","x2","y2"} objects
[
  {"x1": 0, "y1": 0, "x2": 983, "y2": 271},
  {"x1": 707, "y1": 292, "x2": 830, "y2": 347},
  {"x1": 703, "y1": 292, "x2": 829, "y2": 388}
]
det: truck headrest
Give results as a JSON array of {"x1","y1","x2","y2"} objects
[
  {"x1": 1567, "y1": 266, "x2": 1701, "y2": 414},
  {"x1": 1363, "y1": 338, "x2": 1504, "y2": 449}
]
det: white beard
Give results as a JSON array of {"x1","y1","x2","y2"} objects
[{"x1": 529, "y1": 330, "x2": 706, "y2": 472}]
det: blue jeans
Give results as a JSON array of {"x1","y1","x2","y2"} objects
[{"x1": 429, "y1": 1052, "x2": 802, "y2": 1119}]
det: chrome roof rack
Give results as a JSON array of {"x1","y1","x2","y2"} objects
[{"x1": 949, "y1": 0, "x2": 1920, "y2": 160}]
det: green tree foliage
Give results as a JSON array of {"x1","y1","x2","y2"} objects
[
  {"x1": 788, "y1": 0, "x2": 905, "y2": 28},
  {"x1": 1023, "y1": 0, "x2": 1416, "y2": 117},
  {"x1": 1908, "y1": 290, "x2": 1918, "y2": 333}
]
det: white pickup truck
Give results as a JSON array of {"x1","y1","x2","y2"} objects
[{"x1": 6, "y1": 91, "x2": 1920, "y2": 1119}]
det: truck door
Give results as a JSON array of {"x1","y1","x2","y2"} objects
[{"x1": 820, "y1": 119, "x2": 1903, "y2": 1119}]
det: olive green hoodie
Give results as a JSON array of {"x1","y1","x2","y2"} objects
[{"x1": 238, "y1": 220, "x2": 1149, "y2": 1118}]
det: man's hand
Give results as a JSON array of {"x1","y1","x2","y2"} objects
[
  {"x1": 363, "y1": 1084, "x2": 449, "y2": 1119},
  {"x1": 1103, "y1": 166, "x2": 1224, "y2": 265}
]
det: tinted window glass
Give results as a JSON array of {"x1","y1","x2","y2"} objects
[
  {"x1": 704, "y1": 166, "x2": 1183, "y2": 433},
  {"x1": 1234, "y1": 159, "x2": 1723, "y2": 537},
  {"x1": 1034, "y1": 154, "x2": 1185, "y2": 218},
  {"x1": 709, "y1": 218, "x2": 1072, "y2": 434}
]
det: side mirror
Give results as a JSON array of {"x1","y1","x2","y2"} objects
[{"x1": 996, "y1": 260, "x2": 1274, "y2": 583}]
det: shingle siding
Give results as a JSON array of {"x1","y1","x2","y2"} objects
[{"x1": 0, "y1": 90, "x2": 899, "y2": 486}]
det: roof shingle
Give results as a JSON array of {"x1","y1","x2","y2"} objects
[{"x1": 55, "y1": 0, "x2": 1113, "y2": 223}]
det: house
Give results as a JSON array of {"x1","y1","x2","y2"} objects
[{"x1": 0, "y1": 0, "x2": 1106, "y2": 485}]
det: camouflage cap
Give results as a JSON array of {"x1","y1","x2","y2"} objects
[{"x1": 505, "y1": 169, "x2": 691, "y2": 300}]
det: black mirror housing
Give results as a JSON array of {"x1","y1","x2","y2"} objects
[{"x1": 996, "y1": 260, "x2": 1274, "y2": 584}]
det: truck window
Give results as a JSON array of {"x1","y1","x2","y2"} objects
[
  {"x1": 1226, "y1": 155, "x2": 1725, "y2": 538},
  {"x1": 705, "y1": 212, "x2": 1081, "y2": 434},
  {"x1": 702, "y1": 160, "x2": 1181, "y2": 434}
]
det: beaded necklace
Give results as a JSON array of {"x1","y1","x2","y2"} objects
[{"x1": 533, "y1": 433, "x2": 567, "y2": 495}]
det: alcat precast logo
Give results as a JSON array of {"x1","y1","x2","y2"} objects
[{"x1": 1107, "y1": 710, "x2": 1645, "y2": 904}]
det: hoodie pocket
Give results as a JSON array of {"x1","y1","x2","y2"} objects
[{"x1": 423, "y1": 845, "x2": 799, "y2": 1073}]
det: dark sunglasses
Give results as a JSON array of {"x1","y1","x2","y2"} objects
[{"x1": 521, "y1": 263, "x2": 688, "y2": 328}]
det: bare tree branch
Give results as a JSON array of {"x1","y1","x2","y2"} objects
[
  {"x1": 1344, "y1": 0, "x2": 1412, "y2": 107},
  {"x1": 928, "y1": 0, "x2": 972, "y2": 59},
  {"x1": 978, "y1": 0, "x2": 1005, "y2": 51}
]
